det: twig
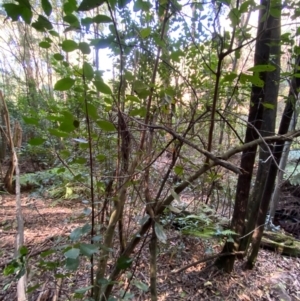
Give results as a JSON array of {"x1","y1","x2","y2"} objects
[
  {"x1": 170, "y1": 251, "x2": 245, "y2": 274},
  {"x1": 52, "y1": 278, "x2": 63, "y2": 301}
]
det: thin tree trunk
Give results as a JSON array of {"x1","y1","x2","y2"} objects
[
  {"x1": 149, "y1": 223, "x2": 158, "y2": 301},
  {"x1": 215, "y1": 0, "x2": 274, "y2": 272},
  {"x1": 0, "y1": 91, "x2": 25, "y2": 300},
  {"x1": 269, "y1": 111, "x2": 298, "y2": 222}
]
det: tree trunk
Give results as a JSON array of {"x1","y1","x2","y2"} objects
[
  {"x1": 215, "y1": 0, "x2": 274, "y2": 272},
  {"x1": 239, "y1": 10, "x2": 281, "y2": 252},
  {"x1": 246, "y1": 54, "x2": 300, "y2": 268},
  {"x1": 0, "y1": 91, "x2": 26, "y2": 300},
  {"x1": 269, "y1": 110, "x2": 298, "y2": 222}
]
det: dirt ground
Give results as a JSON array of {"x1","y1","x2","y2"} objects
[{"x1": 1, "y1": 194, "x2": 300, "y2": 301}]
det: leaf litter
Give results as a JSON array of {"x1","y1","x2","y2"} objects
[{"x1": 0, "y1": 194, "x2": 300, "y2": 300}]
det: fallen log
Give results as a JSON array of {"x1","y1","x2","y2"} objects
[{"x1": 261, "y1": 231, "x2": 300, "y2": 257}]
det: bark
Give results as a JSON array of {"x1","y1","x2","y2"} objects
[
  {"x1": 239, "y1": 11, "x2": 281, "y2": 252},
  {"x1": 215, "y1": 0, "x2": 274, "y2": 272},
  {"x1": 149, "y1": 224, "x2": 158, "y2": 301},
  {"x1": 0, "y1": 91, "x2": 25, "y2": 300},
  {"x1": 269, "y1": 111, "x2": 298, "y2": 222},
  {"x1": 246, "y1": 55, "x2": 300, "y2": 268}
]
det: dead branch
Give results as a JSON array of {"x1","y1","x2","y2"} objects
[{"x1": 170, "y1": 251, "x2": 245, "y2": 274}]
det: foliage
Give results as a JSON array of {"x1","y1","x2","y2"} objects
[
  {"x1": 19, "y1": 166, "x2": 90, "y2": 201},
  {"x1": 2, "y1": 0, "x2": 300, "y2": 298},
  {"x1": 162, "y1": 204, "x2": 233, "y2": 240}
]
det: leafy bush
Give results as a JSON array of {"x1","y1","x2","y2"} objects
[
  {"x1": 19, "y1": 167, "x2": 90, "y2": 201},
  {"x1": 19, "y1": 143, "x2": 56, "y2": 170},
  {"x1": 161, "y1": 204, "x2": 234, "y2": 240}
]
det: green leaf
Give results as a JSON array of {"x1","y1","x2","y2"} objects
[
  {"x1": 82, "y1": 223, "x2": 92, "y2": 234},
  {"x1": 39, "y1": 41, "x2": 51, "y2": 49},
  {"x1": 182, "y1": 228, "x2": 216, "y2": 239},
  {"x1": 79, "y1": 243, "x2": 98, "y2": 257},
  {"x1": 62, "y1": 40, "x2": 78, "y2": 52},
  {"x1": 270, "y1": 7, "x2": 281, "y2": 18},
  {"x1": 126, "y1": 95, "x2": 140, "y2": 103},
  {"x1": 78, "y1": 0, "x2": 105, "y2": 11},
  {"x1": 6, "y1": 0, "x2": 32, "y2": 23},
  {"x1": 81, "y1": 17, "x2": 93, "y2": 26},
  {"x1": 3, "y1": 3, "x2": 22, "y2": 21},
  {"x1": 170, "y1": 189, "x2": 180, "y2": 202},
  {"x1": 42, "y1": 0, "x2": 52, "y2": 16},
  {"x1": 73, "y1": 120, "x2": 80, "y2": 128},
  {"x1": 93, "y1": 81, "x2": 112, "y2": 94},
  {"x1": 154, "y1": 222, "x2": 167, "y2": 244},
  {"x1": 19, "y1": 246, "x2": 28, "y2": 256},
  {"x1": 26, "y1": 284, "x2": 41, "y2": 293},
  {"x1": 40, "y1": 249, "x2": 55, "y2": 257},
  {"x1": 248, "y1": 75, "x2": 264, "y2": 87},
  {"x1": 118, "y1": 0, "x2": 132, "y2": 8},
  {"x1": 129, "y1": 107, "x2": 147, "y2": 117},
  {"x1": 219, "y1": 0, "x2": 231, "y2": 5},
  {"x1": 28, "y1": 137, "x2": 46, "y2": 146},
  {"x1": 262, "y1": 102, "x2": 275, "y2": 109},
  {"x1": 32, "y1": 15, "x2": 53, "y2": 31},
  {"x1": 78, "y1": 42, "x2": 91, "y2": 54},
  {"x1": 93, "y1": 14, "x2": 112, "y2": 23},
  {"x1": 97, "y1": 120, "x2": 115, "y2": 131},
  {"x1": 140, "y1": 27, "x2": 151, "y2": 39},
  {"x1": 133, "y1": 280, "x2": 148, "y2": 292},
  {"x1": 23, "y1": 117, "x2": 39, "y2": 125},
  {"x1": 3, "y1": 1, "x2": 33, "y2": 23},
  {"x1": 74, "y1": 286, "x2": 94, "y2": 294},
  {"x1": 3, "y1": 261, "x2": 18, "y2": 276},
  {"x1": 20, "y1": 6, "x2": 32, "y2": 24},
  {"x1": 170, "y1": 50, "x2": 184, "y2": 62},
  {"x1": 85, "y1": 103, "x2": 99, "y2": 120},
  {"x1": 63, "y1": 14, "x2": 78, "y2": 25},
  {"x1": 239, "y1": 0, "x2": 253, "y2": 13},
  {"x1": 222, "y1": 72, "x2": 237, "y2": 82},
  {"x1": 54, "y1": 77, "x2": 75, "y2": 91},
  {"x1": 64, "y1": 248, "x2": 80, "y2": 259},
  {"x1": 49, "y1": 129, "x2": 69, "y2": 137},
  {"x1": 65, "y1": 257, "x2": 80, "y2": 270},
  {"x1": 240, "y1": 73, "x2": 264, "y2": 87},
  {"x1": 228, "y1": 8, "x2": 240, "y2": 26},
  {"x1": 53, "y1": 53, "x2": 64, "y2": 60},
  {"x1": 116, "y1": 256, "x2": 133, "y2": 270},
  {"x1": 124, "y1": 71, "x2": 135, "y2": 81},
  {"x1": 63, "y1": 0, "x2": 77, "y2": 14},
  {"x1": 133, "y1": 80, "x2": 149, "y2": 98},
  {"x1": 17, "y1": 0, "x2": 31, "y2": 7},
  {"x1": 83, "y1": 62, "x2": 94, "y2": 80},
  {"x1": 96, "y1": 154, "x2": 106, "y2": 161},
  {"x1": 248, "y1": 64, "x2": 276, "y2": 72},
  {"x1": 174, "y1": 165, "x2": 183, "y2": 176},
  {"x1": 133, "y1": 0, "x2": 152, "y2": 12},
  {"x1": 59, "y1": 121, "x2": 75, "y2": 133},
  {"x1": 49, "y1": 30, "x2": 59, "y2": 37},
  {"x1": 72, "y1": 157, "x2": 86, "y2": 164}
]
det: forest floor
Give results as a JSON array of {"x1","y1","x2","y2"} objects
[{"x1": 1, "y1": 194, "x2": 300, "y2": 301}]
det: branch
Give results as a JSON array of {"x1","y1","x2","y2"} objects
[
  {"x1": 170, "y1": 251, "x2": 245, "y2": 274},
  {"x1": 131, "y1": 117, "x2": 300, "y2": 174}
]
